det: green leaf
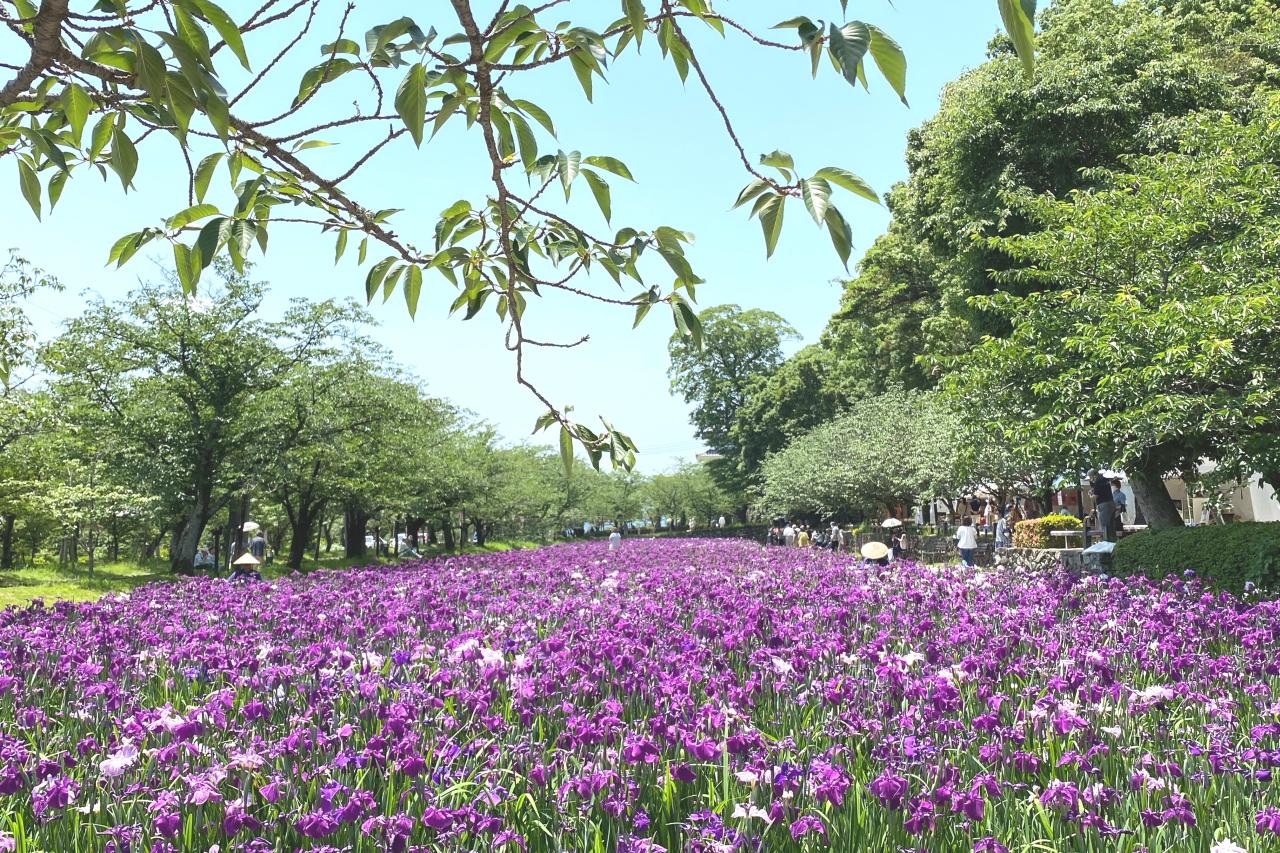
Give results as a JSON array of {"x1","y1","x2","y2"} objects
[
  {"x1": 403, "y1": 264, "x2": 423, "y2": 318},
  {"x1": 867, "y1": 25, "x2": 908, "y2": 105},
  {"x1": 772, "y1": 16, "x2": 814, "y2": 29},
  {"x1": 623, "y1": 0, "x2": 647, "y2": 44},
  {"x1": 109, "y1": 126, "x2": 139, "y2": 190},
  {"x1": 60, "y1": 83, "x2": 93, "y2": 143},
  {"x1": 395, "y1": 62, "x2": 428, "y2": 147},
  {"x1": 633, "y1": 301, "x2": 652, "y2": 328},
  {"x1": 48, "y1": 168, "x2": 69, "y2": 209},
  {"x1": 557, "y1": 149, "x2": 581, "y2": 198},
  {"x1": 760, "y1": 149, "x2": 794, "y2": 172},
  {"x1": 365, "y1": 256, "x2": 395, "y2": 304},
  {"x1": 193, "y1": 152, "x2": 222, "y2": 202},
  {"x1": 672, "y1": 300, "x2": 703, "y2": 348},
  {"x1": 733, "y1": 178, "x2": 770, "y2": 209},
  {"x1": 189, "y1": 0, "x2": 250, "y2": 69},
  {"x1": 321, "y1": 38, "x2": 362, "y2": 56},
  {"x1": 293, "y1": 139, "x2": 335, "y2": 151},
  {"x1": 582, "y1": 169, "x2": 612, "y2": 223},
  {"x1": 582, "y1": 155, "x2": 634, "y2": 181},
  {"x1": 89, "y1": 113, "x2": 114, "y2": 161},
  {"x1": 133, "y1": 38, "x2": 169, "y2": 104},
  {"x1": 800, "y1": 177, "x2": 832, "y2": 225},
  {"x1": 173, "y1": 4, "x2": 213, "y2": 66},
  {"x1": 510, "y1": 112, "x2": 537, "y2": 169},
  {"x1": 570, "y1": 51, "x2": 594, "y2": 101},
  {"x1": 172, "y1": 242, "x2": 202, "y2": 294},
  {"x1": 559, "y1": 424, "x2": 574, "y2": 478},
  {"x1": 828, "y1": 21, "x2": 870, "y2": 87},
  {"x1": 814, "y1": 166, "x2": 879, "y2": 203},
  {"x1": 512, "y1": 99, "x2": 556, "y2": 136},
  {"x1": 194, "y1": 216, "x2": 225, "y2": 268},
  {"x1": 756, "y1": 193, "x2": 785, "y2": 258},
  {"x1": 998, "y1": 0, "x2": 1037, "y2": 77},
  {"x1": 167, "y1": 203, "x2": 219, "y2": 229},
  {"x1": 824, "y1": 205, "x2": 853, "y2": 269},
  {"x1": 334, "y1": 229, "x2": 348, "y2": 264},
  {"x1": 294, "y1": 58, "x2": 357, "y2": 107},
  {"x1": 17, "y1": 160, "x2": 41, "y2": 219}
]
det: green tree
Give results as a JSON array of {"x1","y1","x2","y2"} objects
[
  {"x1": 755, "y1": 389, "x2": 963, "y2": 521},
  {"x1": 0, "y1": 0, "x2": 1035, "y2": 464},
  {"x1": 668, "y1": 304, "x2": 797, "y2": 507},
  {"x1": 951, "y1": 103, "x2": 1280, "y2": 528},
  {"x1": 42, "y1": 267, "x2": 363, "y2": 571}
]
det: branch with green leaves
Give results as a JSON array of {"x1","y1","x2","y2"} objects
[{"x1": 1, "y1": 0, "x2": 1036, "y2": 470}]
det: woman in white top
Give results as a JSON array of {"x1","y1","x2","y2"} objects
[{"x1": 955, "y1": 515, "x2": 979, "y2": 567}]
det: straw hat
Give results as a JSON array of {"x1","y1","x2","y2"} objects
[{"x1": 860, "y1": 541, "x2": 891, "y2": 560}]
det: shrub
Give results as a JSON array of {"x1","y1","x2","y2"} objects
[
  {"x1": 1013, "y1": 513, "x2": 1083, "y2": 549},
  {"x1": 1113, "y1": 522, "x2": 1280, "y2": 593}
]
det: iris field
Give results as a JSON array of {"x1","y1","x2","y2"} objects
[{"x1": 0, "y1": 539, "x2": 1277, "y2": 851}]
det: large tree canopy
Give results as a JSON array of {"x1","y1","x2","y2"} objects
[
  {"x1": 0, "y1": 0, "x2": 1035, "y2": 465},
  {"x1": 755, "y1": 388, "x2": 962, "y2": 521},
  {"x1": 951, "y1": 102, "x2": 1280, "y2": 528}
]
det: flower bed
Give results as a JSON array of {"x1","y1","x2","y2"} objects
[{"x1": 0, "y1": 539, "x2": 1276, "y2": 851}]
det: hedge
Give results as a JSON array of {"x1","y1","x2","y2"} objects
[
  {"x1": 1013, "y1": 513, "x2": 1083, "y2": 549},
  {"x1": 1112, "y1": 522, "x2": 1280, "y2": 593}
]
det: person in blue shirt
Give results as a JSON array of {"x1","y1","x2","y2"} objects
[{"x1": 1112, "y1": 478, "x2": 1128, "y2": 531}]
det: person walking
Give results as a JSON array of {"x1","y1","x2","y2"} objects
[
  {"x1": 248, "y1": 531, "x2": 267, "y2": 560},
  {"x1": 783, "y1": 522, "x2": 796, "y2": 548},
  {"x1": 608, "y1": 529, "x2": 622, "y2": 552},
  {"x1": 994, "y1": 514, "x2": 1010, "y2": 550},
  {"x1": 796, "y1": 526, "x2": 810, "y2": 548},
  {"x1": 955, "y1": 516, "x2": 979, "y2": 568},
  {"x1": 1090, "y1": 469, "x2": 1117, "y2": 542}
]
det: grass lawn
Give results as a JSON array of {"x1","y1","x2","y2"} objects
[{"x1": 0, "y1": 540, "x2": 540, "y2": 610}]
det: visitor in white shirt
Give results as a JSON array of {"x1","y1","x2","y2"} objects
[{"x1": 954, "y1": 516, "x2": 979, "y2": 567}]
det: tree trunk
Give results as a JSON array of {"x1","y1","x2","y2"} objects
[
  {"x1": 439, "y1": 517, "x2": 455, "y2": 552},
  {"x1": 322, "y1": 517, "x2": 334, "y2": 553},
  {"x1": 171, "y1": 492, "x2": 212, "y2": 575},
  {"x1": 0, "y1": 515, "x2": 14, "y2": 570},
  {"x1": 1129, "y1": 458, "x2": 1184, "y2": 530},
  {"x1": 108, "y1": 521, "x2": 119, "y2": 562},
  {"x1": 144, "y1": 526, "x2": 166, "y2": 560},
  {"x1": 459, "y1": 518, "x2": 470, "y2": 551},
  {"x1": 287, "y1": 501, "x2": 322, "y2": 570},
  {"x1": 344, "y1": 505, "x2": 369, "y2": 559},
  {"x1": 407, "y1": 516, "x2": 423, "y2": 550},
  {"x1": 474, "y1": 518, "x2": 488, "y2": 547}
]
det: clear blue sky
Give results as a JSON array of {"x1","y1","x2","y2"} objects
[{"x1": 9, "y1": 1, "x2": 1003, "y2": 471}]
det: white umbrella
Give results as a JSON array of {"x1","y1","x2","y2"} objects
[
  {"x1": 241, "y1": 521, "x2": 260, "y2": 532},
  {"x1": 880, "y1": 518, "x2": 903, "y2": 528}
]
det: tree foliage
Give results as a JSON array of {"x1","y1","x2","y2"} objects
[
  {"x1": 950, "y1": 102, "x2": 1280, "y2": 524},
  {"x1": 0, "y1": 0, "x2": 1036, "y2": 466},
  {"x1": 755, "y1": 388, "x2": 963, "y2": 520}
]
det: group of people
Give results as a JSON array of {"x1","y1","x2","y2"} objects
[
  {"x1": 190, "y1": 531, "x2": 269, "y2": 580},
  {"x1": 1089, "y1": 471, "x2": 1129, "y2": 542},
  {"x1": 767, "y1": 521, "x2": 850, "y2": 552}
]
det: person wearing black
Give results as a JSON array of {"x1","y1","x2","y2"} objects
[{"x1": 1089, "y1": 468, "x2": 1117, "y2": 542}]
